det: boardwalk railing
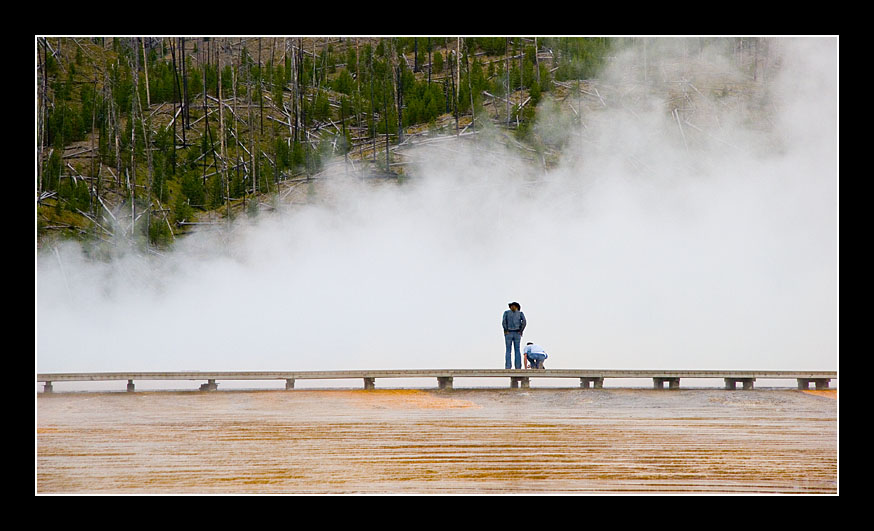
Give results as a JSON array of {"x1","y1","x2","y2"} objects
[{"x1": 36, "y1": 369, "x2": 837, "y2": 393}]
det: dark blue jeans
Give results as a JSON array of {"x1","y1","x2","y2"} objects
[
  {"x1": 504, "y1": 331, "x2": 522, "y2": 369},
  {"x1": 527, "y1": 353, "x2": 546, "y2": 369}
]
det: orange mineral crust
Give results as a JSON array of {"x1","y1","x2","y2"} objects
[{"x1": 37, "y1": 388, "x2": 837, "y2": 494}]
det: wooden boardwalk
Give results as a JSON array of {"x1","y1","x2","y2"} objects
[{"x1": 37, "y1": 369, "x2": 837, "y2": 392}]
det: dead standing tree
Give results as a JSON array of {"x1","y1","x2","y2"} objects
[
  {"x1": 383, "y1": 62, "x2": 390, "y2": 171},
  {"x1": 259, "y1": 38, "x2": 264, "y2": 136},
  {"x1": 505, "y1": 37, "x2": 511, "y2": 128},
  {"x1": 231, "y1": 39, "x2": 243, "y2": 208},
  {"x1": 37, "y1": 38, "x2": 48, "y2": 194},
  {"x1": 200, "y1": 37, "x2": 220, "y2": 191},
  {"x1": 393, "y1": 38, "x2": 403, "y2": 146},
  {"x1": 449, "y1": 47, "x2": 457, "y2": 135},
  {"x1": 169, "y1": 37, "x2": 184, "y2": 150},
  {"x1": 88, "y1": 59, "x2": 98, "y2": 219},
  {"x1": 129, "y1": 38, "x2": 138, "y2": 236},
  {"x1": 465, "y1": 38, "x2": 476, "y2": 142},
  {"x1": 235, "y1": 41, "x2": 253, "y2": 196},
  {"x1": 133, "y1": 38, "x2": 155, "y2": 242},
  {"x1": 369, "y1": 44, "x2": 377, "y2": 164},
  {"x1": 217, "y1": 38, "x2": 230, "y2": 225},
  {"x1": 457, "y1": 36, "x2": 461, "y2": 134},
  {"x1": 181, "y1": 37, "x2": 190, "y2": 134},
  {"x1": 141, "y1": 38, "x2": 151, "y2": 108}
]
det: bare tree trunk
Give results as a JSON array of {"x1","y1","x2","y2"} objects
[
  {"x1": 139, "y1": 95, "x2": 154, "y2": 242},
  {"x1": 37, "y1": 38, "x2": 46, "y2": 193},
  {"x1": 370, "y1": 47, "x2": 376, "y2": 164},
  {"x1": 535, "y1": 37, "x2": 540, "y2": 85},
  {"x1": 296, "y1": 38, "x2": 304, "y2": 144},
  {"x1": 466, "y1": 39, "x2": 475, "y2": 140},
  {"x1": 202, "y1": 39, "x2": 210, "y2": 187},
  {"x1": 456, "y1": 37, "x2": 461, "y2": 110},
  {"x1": 169, "y1": 38, "x2": 179, "y2": 173},
  {"x1": 383, "y1": 69, "x2": 390, "y2": 171},
  {"x1": 142, "y1": 37, "x2": 151, "y2": 108},
  {"x1": 450, "y1": 49, "x2": 458, "y2": 135},
  {"x1": 356, "y1": 38, "x2": 364, "y2": 163},
  {"x1": 218, "y1": 39, "x2": 229, "y2": 225},
  {"x1": 247, "y1": 42, "x2": 256, "y2": 195},
  {"x1": 304, "y1": 39, "x2": 313, "y2": 176},
  {"x1": 393, "y1": 39, "x2": 403, "y2": 144},
  {"x1": 200, "y1": 39, "x2": 221, "y2": 195},
  {"x1": 505, "y1": 38, "x2": 510, "y2": 127},
  {"x1": 110, "y1": 68, "x2": 121, "y2": 190},
  {"x1": 130, "y1": 38, "x2": 139, "y2": 236},
  {"x1": 341, "y1": 95, "x2": 348, "y2": 175},
  {"x1": 232, "y1": 41, "x2": 242, "y2": 208},
  {"x1": 258, "y1": 38, "x2": 264, "y2": 136},
  {"x1": 181, "y1": 37, "x2": 190, "y2": 133},
  {"x1": 133, "y1": 38, "x2": 155, "y2": 244},
  {"x1": 90, "y1": 78, "x2": 98, "y2": 218},
  {"x1": 170, "y1": 37, "x2": 185, "y2": 147},
  {"x1": 291, "y1": 39, "x2": 298, "y2": 142},
  {"x1": 99, "y1": 62, "x2": 109, "y2": 203}
]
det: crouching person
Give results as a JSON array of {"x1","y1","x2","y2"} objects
[{"x1": 524, "y1": 342, "x2": 548, "y2": 369}]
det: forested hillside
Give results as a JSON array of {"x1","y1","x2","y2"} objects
[
  {"x1": 36, "y1": 37, "x2": 768, "y2": 252},
  {"x1": 36, "y1": 37, "x2": 614, "y2": 250}
]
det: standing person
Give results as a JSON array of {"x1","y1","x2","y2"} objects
[
  {"x1": 524, "y1": 342, "x2": 548, "y2": 369},
  {"x1": 502, "y1": 302, "x2": 526, "y2": 369}
]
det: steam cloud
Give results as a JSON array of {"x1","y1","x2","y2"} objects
[{"x1": 36, "y1": 38, "x2": 837, "y2": 378}]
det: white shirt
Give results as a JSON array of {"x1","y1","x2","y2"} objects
[{"x1": 524, "y1": 343, "x2": 547, "y2": 356}]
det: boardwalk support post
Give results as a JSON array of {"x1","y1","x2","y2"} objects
[
  {"x1": 510, "y1": 376, "x2": 530, "y2": 388},
  {"x1": 363, "y1": 377, "x2": 375, "y2": 390},
  {"x1": 437, "y1": 377, "x2": 453, "y2": 390},
  {"x1": 580, "y1": 377, "x2": 603, "y2": 389},
  {"x1": 798, "y1": 378, "x2": 830, "y2": 390},
  {"x1": 199, "y1": 379, "x2": 218, "y2": 391},
  {"x1": 285, "y1": 378, "x2": 295, "y2": 390},
  {"x1": 653, "y1": 377, "x2": 680, "y2": 389},
  {"x1": 43, "y1": 381, "x2": 53, "y2": 393},
  {"x1": 725, "y1": 378, "x2": 755, "y2": 390},
  {"x1": 127, "y1": 379, "x2": 135, "y2": 392}
]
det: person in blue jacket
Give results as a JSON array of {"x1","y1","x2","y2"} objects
[{"x1": 502, "y1": 301, "x2": 526, "y2": 369}]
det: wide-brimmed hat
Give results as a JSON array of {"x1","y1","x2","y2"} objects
[{"x1": 508, "y1": 301, "x2": 521, "y2": 309}]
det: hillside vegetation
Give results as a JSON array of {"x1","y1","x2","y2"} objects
[{"x1": 36, "y1": 36, "x2": 769, "y2": 253}]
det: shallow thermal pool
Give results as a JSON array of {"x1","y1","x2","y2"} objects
[{"x1": 36, "y1": 387, "x2": 837, "y2": 494}]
